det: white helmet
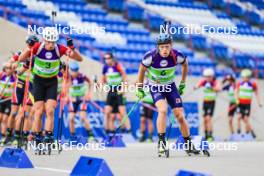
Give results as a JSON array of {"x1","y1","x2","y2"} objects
[
  {"x1": 203, "y1": 68, "x2": 215, "y2": 77},
  {"x1": 42, "y1": 27, "x2": 59, "y2": 42},
  {"x1": 241, "y1": 69, "x2": 251, "y2": 78}
]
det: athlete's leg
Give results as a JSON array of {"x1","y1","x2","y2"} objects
[
  {"x1": 109, "y1": 113, "x2": 115, "y2": 132},
  {"x1": 118, "y1": 105, "x2": 131, "y2": 131},
  {"x1": 12, "y1": 106, "x2": 26, "y2": 144},
  {"x1": 139, "y1": 115, "x2": 146, "y2": 142},
  {"x1": 1, "y1": 114, "x2": 8, "y2": 136},
  {"x1": 0, "y1": 113, "x2": 4, "y2": 140},
  {"x1": 156, "y1": 100, "x2": 168, "y2": 133},
  {"x1": 22, "y1": 105, "x2": 32, "y2": 141},
  {"x1": 104, "y1": 105, "x2": 113, "y2": 133},
  {"x1": 69, "y1": 111, "x2": 76, "y2": 135},
  {"x1": 140, "y1": 116, "x2": 146, "y2": 134},
  {"x1": 243, "y1": 116, "x2": 252, "y2": 133},
  {"x1": 80, "y1": 110, "x2": 91, "y2": 131},
  {"x1": 155, "y1": 99, "x2": 169, "y2": 152},
  {"x1": 45, "y1": 99, "x2": 57, "y2": 132},
  {"x1": 7, "y1": 105, "x2": 19, "y2": 132},
  {"x1": 172, "y1": 107, "x2": 189, "y2": 137},
  {"x1": 237, "y1": 113, "x2": 242, "y2": 134},
  {"x1": 80, "y1": 110, "x2": 95, "y2": 140},
  {"x1": 228, "y1": 115, "x2": 234, "y2": 134},
  {"x1": 147, "y1": 108, "x2": 154, "y2": 138},
  {"x1": 0, "y1": 113, "x2": 2, "y2": 126},
  {"x1": 26, "y1": 105, "x2": 34, "y2": 131},
  {"x1": 5, "y1": 105, "x2": 19, "y2": 142},
  {"x1": 33, "y1": 101, "x2": 45, "y2": 133},
  {"x1": 147, "y1": 118, "x2": 153, "y2": 141}
]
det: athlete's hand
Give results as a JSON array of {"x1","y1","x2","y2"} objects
[
  {"x1": 67, "y1": 38, "x2": 75, "y2": 50},
  {"x1": 85, "y1": 92, "x2": 92, "y2": 101},
  {"x1": 11, "y1": 62, "x2": 18, "y2": 71},
  {"x1": 178, "y1": 81, "x2": 186, "y2": 96},
  {"x1": 136, "y1": 88, "x2": 145, "y2": 99}
]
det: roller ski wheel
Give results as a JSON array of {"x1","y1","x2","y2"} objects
[
  {"x1": 165, "y1": 149, "x2": 169, "y2": 158},
  {"x1": 185, "y1": 150, "x2": 200, "y2": 156},
  {"x1": 158, "y1": 148, "x2": 169, "y2": 158},
  {"x1": 44, "y1": 136, "x2": 54, "y2": 155},
  {"x1": 202, "y1": 150, "x2": 210, "y2": 157},
  {"x1": 158, "y1": 140, "x2": 169, "y2": 158},
  {"x1": 44, "y1": 142, "x2": 52, "y2": 155},
  {"x1": 57, "y1": 141, "x2": 63, "y2": 154},
  {"x1": 34, "y1": 148, "x2": 43, "y2": 155},
  {"x1": 3, "y1": 136, "x2": 13, "y2": 146},
  {"x1": 58, "y1": 147, "x2": 63, "y2": 154}
]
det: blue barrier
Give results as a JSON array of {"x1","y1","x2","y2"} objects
[
  {"x1": 0, "y1": 148, "x2": 33, "y2": 168},
  {"x1": 70, "y1": 156, "x2": 113, "y2": 176},
  {"x1": 176, "y1": 169, "x2": 210, "y2": 176},
  {"x1": 53, "y1": 102, "x2": 199, "y2": 140}
]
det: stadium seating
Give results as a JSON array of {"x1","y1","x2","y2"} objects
[{"x1": 0, "y1": 0, "x2": 263, "y2": 77}]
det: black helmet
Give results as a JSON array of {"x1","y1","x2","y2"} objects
[
  {"x1": 26, "y1": 34, "x2": 39, "y2": 46},
  {"x1": 156, "y1": 33, "x2": 172, "y2": 45}
]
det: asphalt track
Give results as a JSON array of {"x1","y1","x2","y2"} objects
[{"x1": 0, "y1": 141, "x2": 264, "y2": 176}]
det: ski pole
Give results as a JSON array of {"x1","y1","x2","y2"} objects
[
  {"x1": 57, "y1": 56, "x2": 69, "y2": 153},
  {"x1": 18, "y1": 49, "x2": 33, "y2": 149},
  {"x1": 166, "y1": 113, "x2": 175, "y2": 140},
  {"x1": 108, "y1": 98, "x2": 141, "y2": 143}
]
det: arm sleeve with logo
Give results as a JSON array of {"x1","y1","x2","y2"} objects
[
  {"x1": 141, "y1": 51, "x2": 153, "y2": 68},
  {"x1": 175, "y1": 50, "x2": 186, "y2": 64}
]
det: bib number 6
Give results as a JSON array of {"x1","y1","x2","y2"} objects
[
  {"x1": 160, "y1": 70, "x2": 166, "y2": 76},
  {"x1": 45, "y1": 63, "x2": 51, "y2": 69}
]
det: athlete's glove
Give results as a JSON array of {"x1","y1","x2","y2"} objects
[
  {"x1": 136, "y1": 88, "x2": 145, "y2": 99},
  {"x1": 178, "y1": 81, "x2": 186, "y2": 96},
  {"x1": 67, "y1": 38, "x2": 75, "y2": 50}
]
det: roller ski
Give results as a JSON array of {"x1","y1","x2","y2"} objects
[
  {"x1": 34, "y1": 134, "x2": 45, "y2": 155},
  {"x1": 0, "y1": 137, "x2": 8, "y2": 147},
  {"x1": 2, "y1": 136, "x2": 13, "y2": 146},
  {"x1": 21, "y1": 134, "x2": 29, "y2": 150},
  {"x1": 158, "y1": 140, "x2": 169, "y2": 158},
  {"x1": 184, "y1": 139, "x2": 210, "y2": 157},
  {"x1": 87, "y1": 135, "x2": 98, "y2": 143},
  {"x1": 43, "y1": 135, "x2": 54, "y2": 155}
]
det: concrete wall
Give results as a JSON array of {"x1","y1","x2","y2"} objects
[{"x1": 1, "y1": 17, "x2": 264, "y2": 140}]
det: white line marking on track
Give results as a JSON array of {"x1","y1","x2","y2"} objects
[{"x1": 35, "y1": 167, "x2": 71, "y2": 173}]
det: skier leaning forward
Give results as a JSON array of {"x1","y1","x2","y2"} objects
[{"x1": 136, "y1": 33, "x2": 200, "y2": 156}]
